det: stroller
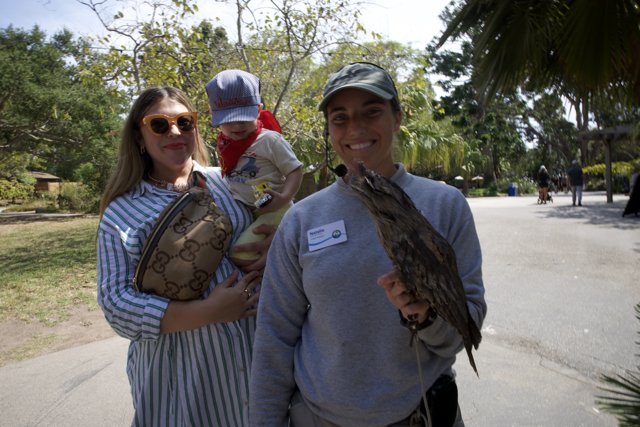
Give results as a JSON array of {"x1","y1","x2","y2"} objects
[{"x1": 537, "y1": 183, "x2": 554, "y2": 204}]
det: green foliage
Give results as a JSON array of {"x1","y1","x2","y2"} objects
[
  {"x1": 67, "y1": 1, "x2": 474, "y2": 192},
  {"x1": 234, "y1": 1, "x2": 379, "y2": 180},
  {"x1": 515, "y1": 178, "x2": 538, "y2": 195},
  {"x1": 499, "y1": 177, "x2": 538, "y2": 195},
  {"x1": 0, "y1": 179, "x2": 33, "y2": 202},
  {"x1": 520, "y1": 92, "x2": 579, "y2": 170},
  {"x1": 0, "y1": 26, "x2": 123, "y2": 195},
  {"x1": 298, "y1": 42, "x2": 467, "y2": 186},
  {"x1": 2, "y1": 0, "x2": 637, "y2": 205},
  {"x1": 77, "y1": 0, "x2": 371, "y2": 176},
  {"x1": 397, "y1": 57, "x2": 467, "y2": 176},
  {"x1": 435, "y1": 0, "x2": 640, "y2": 180},
  {"x1": 583, "y1": 160, "x2": 640, "y2": 178},
  {"x1": 596, "y1": 303, "x2": 640, "y2": 426},
  {"x1": 466, "y1": 177, "x2": 537, "y2": 197},
  {"x1": 2, "y1": 195, "x2": 56, "y2": 213},
  {"x1": 427, "y1": 40, "x2": 527, "y2": 181},
  {"x1": 57, "y1": 182, "x2": 99, "y2": 214},
  {"x1": 467, "y1": 187, "x2": 498, "y2": 197},
  {"x1": 581, "y1": 159, "x2": 640, "y2": 192}
]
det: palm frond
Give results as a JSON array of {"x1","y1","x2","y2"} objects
[
  {"x1": 438, "y1": 0, "x2": 640, "y2": 104},
  {"x1": 596, "y1": 303, "x2": 640, "y2": 426}
]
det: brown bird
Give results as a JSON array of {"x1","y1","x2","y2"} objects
[{"x1": 349, "y1": 162, "x2": 481, "y2": 375}]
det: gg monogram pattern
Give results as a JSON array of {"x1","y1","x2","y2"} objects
[{"x1": 135, "y1": 187, "x2": 233, "y2": 300}]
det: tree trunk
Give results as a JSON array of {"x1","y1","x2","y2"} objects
[{"x1": 604, "y1": 139, "x2": 613, "y2": 203}]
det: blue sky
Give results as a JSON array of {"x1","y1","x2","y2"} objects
[{"x1": 0, "y1": 0, "x2": 449, "y2": 48}]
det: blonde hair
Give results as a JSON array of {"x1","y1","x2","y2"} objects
[{"x1": 99, "y1": 87, "x2": 210, "y2": 215}]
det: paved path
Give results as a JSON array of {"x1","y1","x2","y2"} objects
[
  {"x1": 455, "y1": 191, "x2": 639, "y2": 426},
  {"x1": 1, "y1": 191, "x2": 638, "y2": 426}
]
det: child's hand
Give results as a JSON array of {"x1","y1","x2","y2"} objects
[
  {"x1": 255, "y1": 167, "x2": 302, "y2": 214},
  {"x1": 256, "y1": 189, "x2": 288, "y2": 213}
]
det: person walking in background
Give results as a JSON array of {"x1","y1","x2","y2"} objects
[
  {"x1": 537, "y1": 165, "x2": 551, "y2": 204},
  {"x1": 206, "y1": 69, "x2": 303, "y2": 268},
  {"x1": 249, "y1": 62, "x2": 486, "y2": 427},
  {"x1": 97, "y1": 86, "x2": 273, "y2": 426},
  {"x1": 567, "y1": 159, "x2": 584, "y2": 206},
  {"x1": 558, "y1": 173, "x2": 567, "y2": 193}
]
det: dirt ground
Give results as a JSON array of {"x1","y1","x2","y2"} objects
[{"x1": 0, "y1": 304, "x2": 116, "y2": 367}]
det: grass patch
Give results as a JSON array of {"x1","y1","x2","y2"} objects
[
  {"x1": 1, "y1": 333, "x2": 61, "y2": 363},
  {"x1": 0, "y1": 217, "x2": 99, "y2": 325}
]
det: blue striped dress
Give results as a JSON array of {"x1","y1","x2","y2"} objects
[{"x1": 97, "y1": 162, "x2": 254, "y2": 426}]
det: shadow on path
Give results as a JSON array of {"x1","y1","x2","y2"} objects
[{"x1": 534, "y1": 199, "x2": 640, "y2": 230}]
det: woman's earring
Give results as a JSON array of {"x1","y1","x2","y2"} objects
[{"x1": 140, "y1": 145, "x2": 146, "y2": 155}]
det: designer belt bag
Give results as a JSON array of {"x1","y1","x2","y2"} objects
[{"x1": 133, "y1": 186, "x2": 233, "y2": 300}]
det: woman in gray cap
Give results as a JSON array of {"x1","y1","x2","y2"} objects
[{"x1": 249, "y1": 62, "x2": 486, "y2": 427}]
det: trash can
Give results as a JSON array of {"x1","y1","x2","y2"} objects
[{"x1": 507, "y1": 183, "x2": 518, "y2": 197}]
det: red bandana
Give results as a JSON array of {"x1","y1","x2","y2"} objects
[{"x1": 217, "y1": 121, "x2": 263, "y2": 176}]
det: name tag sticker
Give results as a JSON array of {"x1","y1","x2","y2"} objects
[{"x1": 307, "y1": 220, "x2": 347, "y2": 252}]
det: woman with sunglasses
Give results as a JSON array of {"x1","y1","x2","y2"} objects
[{"x1": 97, "y1": 86, "x2": 271, "y2": 426}]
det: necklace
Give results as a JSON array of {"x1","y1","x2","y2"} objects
[{"x1": 147, "y1": 169, "x2": 192, "y2": 193}]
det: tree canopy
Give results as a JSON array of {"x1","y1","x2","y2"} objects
[
  {"x1": 2, "y1": 0, "x2": 638, "y2": 209},
  {"x1": 0, "y1": 26, "x2": 124, "y2": 191},
  {"x1": 435, "y1": 0, "x2": 640, "y2": 186}
]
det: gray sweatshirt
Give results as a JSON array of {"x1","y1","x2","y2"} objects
[{"x1": 250, "y1": 164, "x2": 486, "y2": 426}]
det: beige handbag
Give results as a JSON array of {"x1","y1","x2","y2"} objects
[{"x1": 133, "y1": 186, "x2": 233, "y2": 300}]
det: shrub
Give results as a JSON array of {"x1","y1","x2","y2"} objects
[
  {"x1": 584, "y1": 160, "x2": 640, "y2": 178},
  {"x1": 57, "y1": 182, "x2": 99, "y2": 213},
  {"x1": 586, "y1": 178, "x2": 606, "y2": 191},
  {"x1": 491, "y1": 177, "x2": 537, "y2": 196},
  {"x1": 467, "y1": 187, "x2": 498, "y2": 197},
  {"x1": 3, "y1": 194, "x2": 56, "y2": 213},
  {"x1": 517, "y1": 179, "x2": 538, "y2": 195},
  {"x1": 0, "y1": 179, "x2": 34, "y2": 202}
]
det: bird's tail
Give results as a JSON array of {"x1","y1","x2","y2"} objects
[
  {"x1": 465, "y1": 343, "x2": 479, "y2": 377},
  {"x1": 469, "y1": 316, "x2": 482, "y2": 349},
  {"x1": 466, "y1": 316, "x2": 482, "y2": 377}
]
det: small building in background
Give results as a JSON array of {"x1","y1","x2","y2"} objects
[{"x1": 28, "y1": 171, "x2": 61, "y2": 194}]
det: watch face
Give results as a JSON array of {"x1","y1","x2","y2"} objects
[{"x1": 255, "y1": 193, "x2": 273, "y2": 208}]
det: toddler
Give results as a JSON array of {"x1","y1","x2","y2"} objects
[{"x1": 206, "y1": 69, "x2": 303, "y2": 266}]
